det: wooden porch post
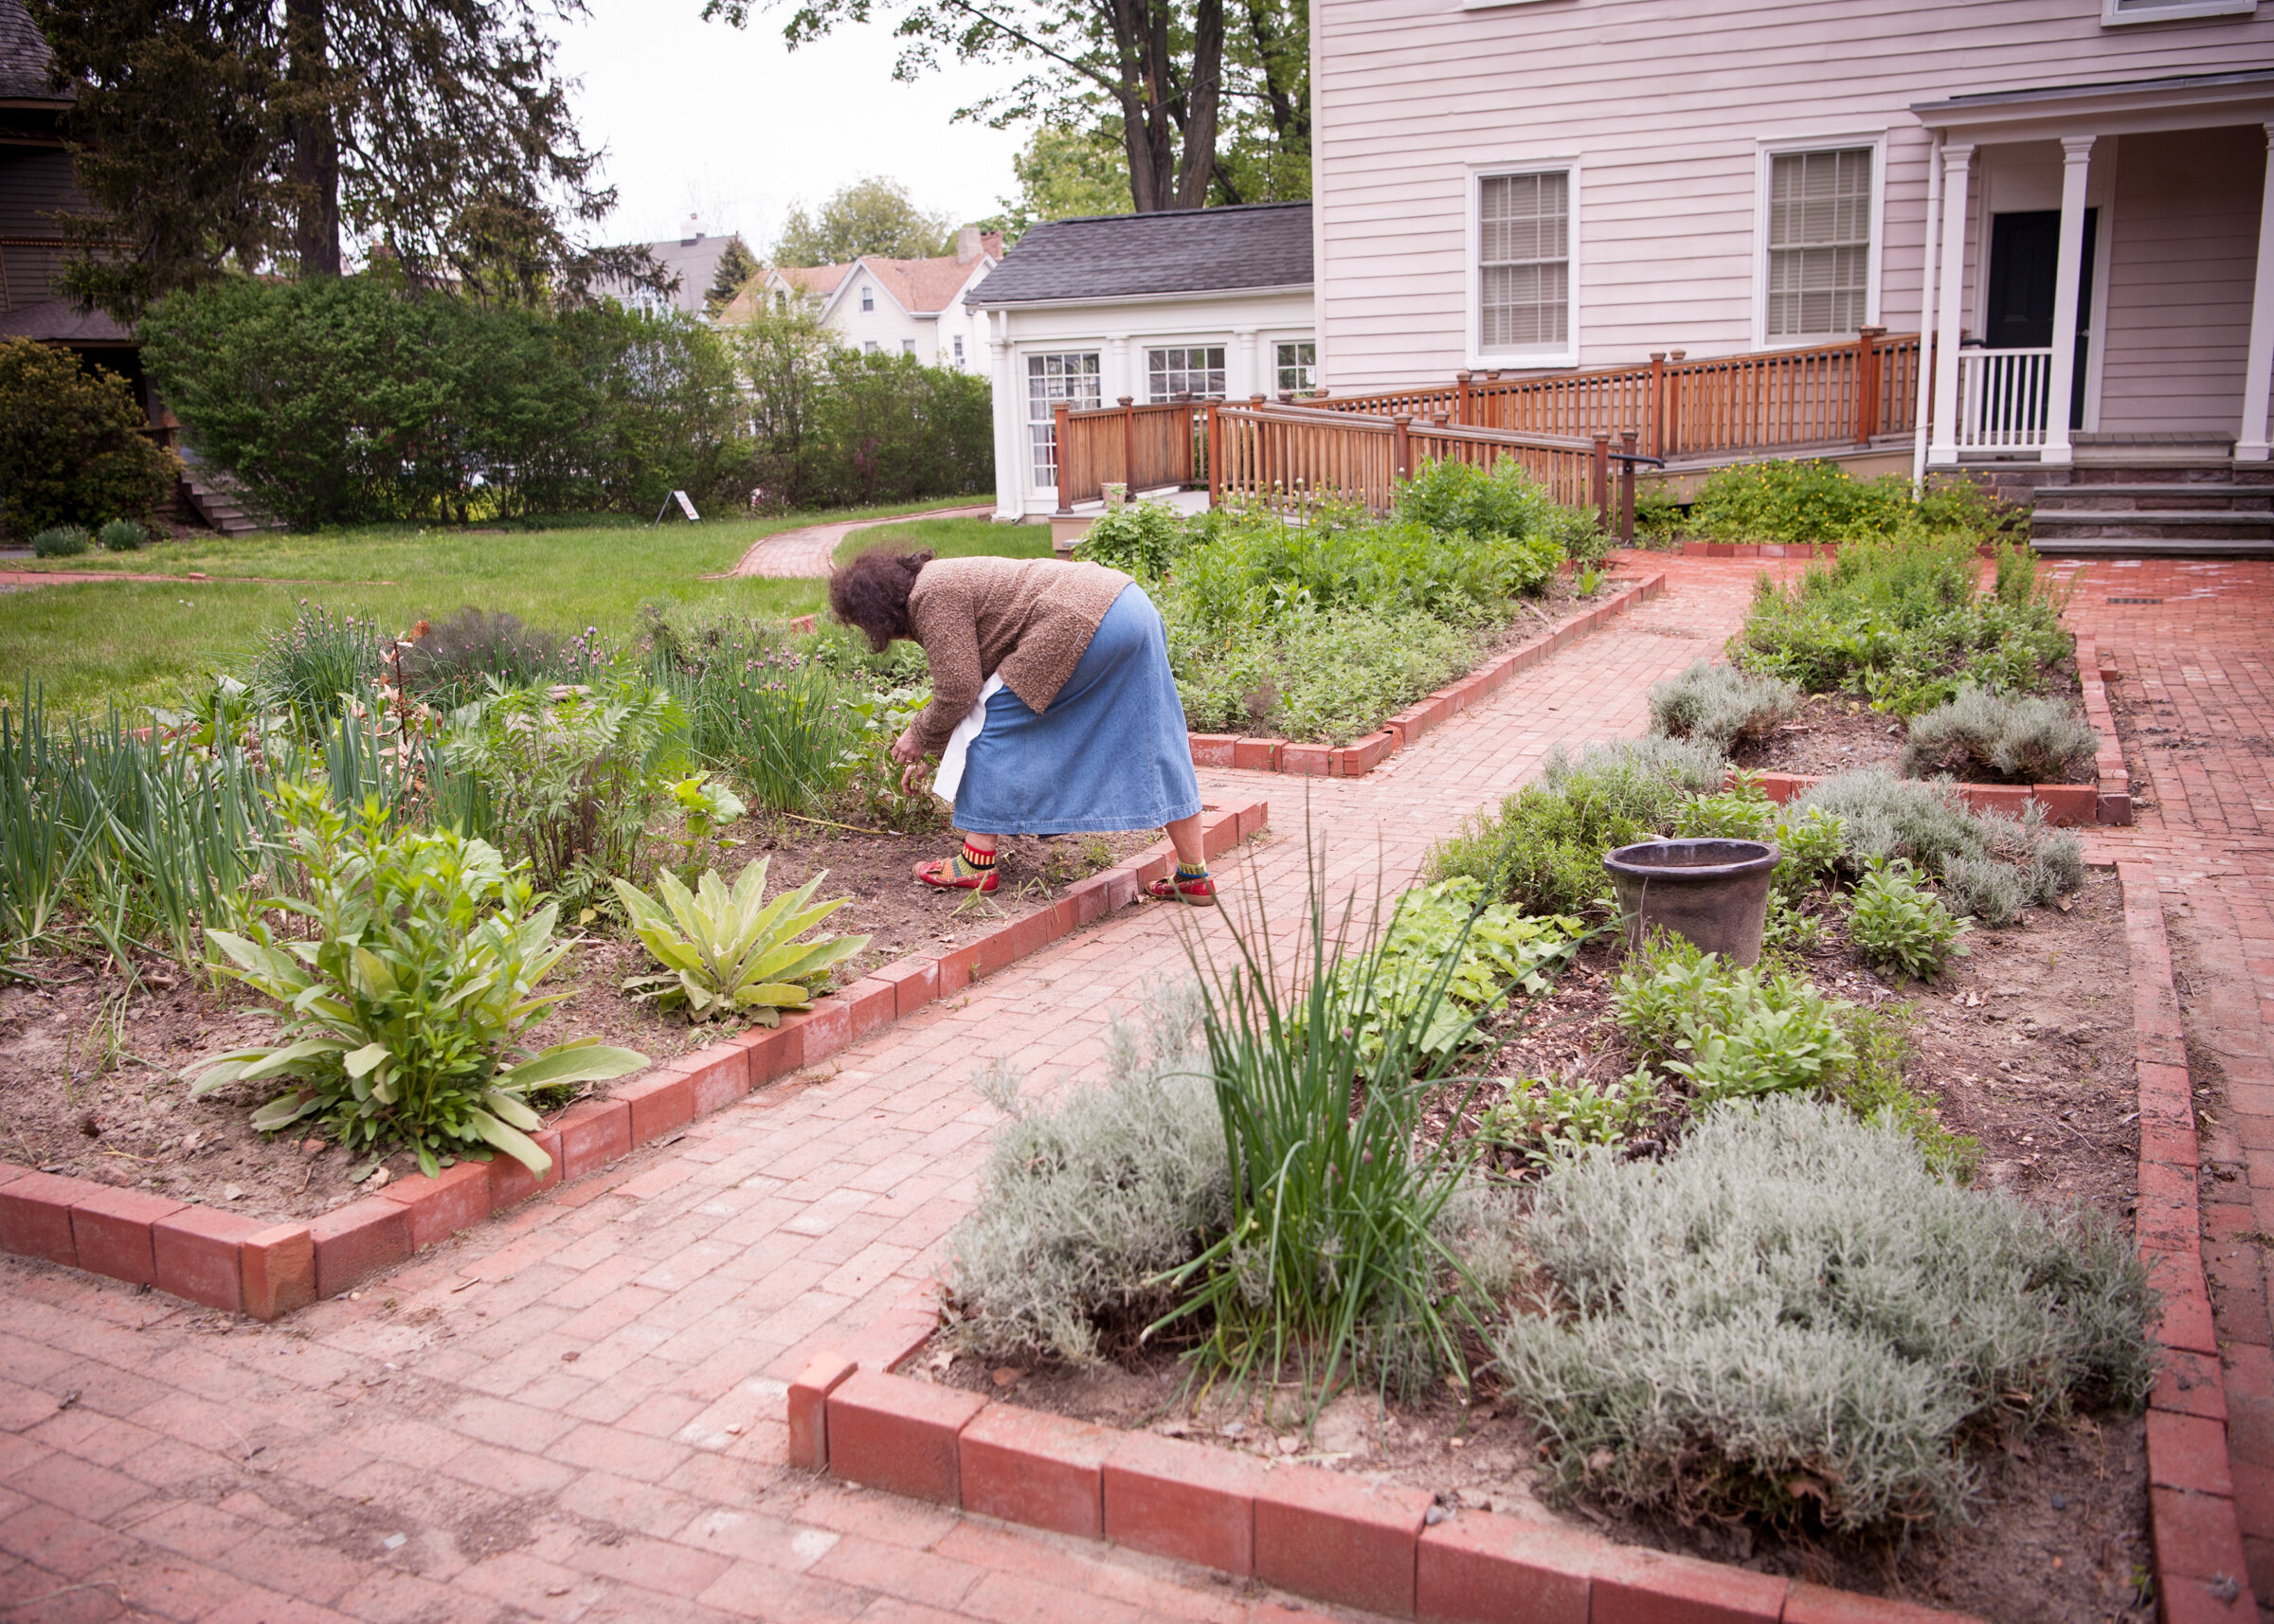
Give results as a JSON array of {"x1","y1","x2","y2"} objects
[
  {"x1": 1592, "y1": 435, "x2": 1611, "y2": 531},
  {"x1": 1854, "y1": 327, "x2": 1886, "y2": 445},
  {"x1": 1455, "y1": 370, "x2": 1473, "y2": 427},
  {"x1": 1648, "y1": 353, "x2": 1666, "y2": 460},
  {"x1": 1053, "y1": 401, "x2": 1073, "y2": 515},
  {"x1": 1666, "y1": 352, "x2": 1686, "y2": 460},
  {"x1": 1393, "y1": 415, "x2": 1413, "y2": 481},
  {"x1": 1205, "y1": 400, "x2": 1221, "y2": 507},
  {"x1": 1619, "y1": 431, "x2": 1638, "y2": 546},
  {"x1": 1177, "y1": 392, "x2": 1196, "y2": 486},
  {"x1": 1118, "y1": 396, "x2": 1136, "y2": 492}
]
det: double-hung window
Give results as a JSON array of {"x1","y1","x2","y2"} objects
[
  {"x1": 1027, "y1": 352, "x2": 1101, "y2": 486},
  {"x1": 1146, "y1": 345, "x2": 1225, "y2": 401},
  {"x1": 860, "y1": 285, "x2": 875, "y2": 312},
  {"x1": 1764, "y1": 147, "x2": 1874, "y2": 340},
  {"x1": 1476, "y1": 170, "x2": 1570, "y2": 359},
  {"x1": 1275, "y1": 341, "x2": 1317, "y2": 395}
]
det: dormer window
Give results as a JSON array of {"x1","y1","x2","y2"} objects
[{"x1": 861, "y1": 286, "x2": 875, "y2": 312}]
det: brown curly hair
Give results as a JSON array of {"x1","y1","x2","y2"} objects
[{"x1": 829, "y1": 547, "x2": 934, "y2": 652}]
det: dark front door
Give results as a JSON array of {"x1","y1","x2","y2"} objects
[{"x1": 1985, "y1": 208, "x2": 2097, "y2": 429}]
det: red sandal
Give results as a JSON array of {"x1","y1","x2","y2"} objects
[
  {"x1": 1146, "y1": 872, "x2": 1217, "y2": 906},
  {"x1": 914, "y1": 853, "x2": 998, "y2": 892}
]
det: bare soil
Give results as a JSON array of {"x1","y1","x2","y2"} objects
[
  {"x1": 1731, "y1": 694, "x2": 1905, "y2": 778},
  {"x1": 0, "y1": 819, "x2": 1161, "y2": 1224},
  {"x1": 924, "y1": 867, "x2": 2148, "y2": 1624}
]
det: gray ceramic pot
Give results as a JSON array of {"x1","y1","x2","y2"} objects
[{"x1": 1603, "y1": 838, "x2": 1778, "y2": 966}]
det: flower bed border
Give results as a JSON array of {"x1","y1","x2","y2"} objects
[
  {"x1": 2121, "y1": 858, "x2": 2259, "y2": 1622},
  {"x1": 1742, "y1": 649, "x2": 2132, "y2": 828},
  {"x1": 1188, "y1": 572, "x2": 1668, "y2": 781},
  {"x1": 0, "y1": 800, "x2": 1268, "y2": 1321}
]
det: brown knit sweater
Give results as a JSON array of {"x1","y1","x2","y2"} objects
[{"x1": 903, "y1": 556, "x2": 1134, "y2": 756}]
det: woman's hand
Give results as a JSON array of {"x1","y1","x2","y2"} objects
[{"x1": 890, "y1": 730, "x2": 926, "y2": 797}]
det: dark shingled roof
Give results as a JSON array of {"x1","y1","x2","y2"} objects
[
  {"x1": 966, "y1": 201, "x2": 1310, "y2": 307},
  {"x1": 0, "y1": 0, "x2": 61, "y2": 101}
]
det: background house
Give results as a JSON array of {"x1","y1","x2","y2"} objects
[
  {"x1": 1306, "y1": 0, "x2": 2274, "y2": 475},
  {"x1": 965, "y1": 203, "x2": 1316, "y2": 520},
  {"x1": 590, "y1": 215, "x2": 748, "y2": 316},
  {"x1": 722, "y1": 227, "x2": 1000, "y2": 370}
]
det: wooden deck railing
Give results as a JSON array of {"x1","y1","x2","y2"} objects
[
  {"x1": 1312, "y1": 330, "x2": 1921, "y2": 461},
  {"x1": 1211, "y1": 401, "x2": 1635, "y2": 520},
  {"x1": 1052, "y1": 396, "x2": 1203, "y2": 513}
]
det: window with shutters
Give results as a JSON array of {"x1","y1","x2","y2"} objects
[
  {"x1": 1476, "y1": 170, "x2": 1571, "y2": 358},
  {"x1": 1764, "y1": 148, "x2": 1874, "y2": 340}
]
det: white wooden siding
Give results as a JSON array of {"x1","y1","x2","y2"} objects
[{"x1": 1314, "y1": 0, "x2": 2274, "y2": 396}]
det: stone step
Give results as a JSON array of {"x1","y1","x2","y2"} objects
[
  {"x1": 2031, "y1": 534, "x2": 2274, "y2": 557},
  {"x1": 2030, "y1": 484, "x2": 2273, "y2": 513},
  {"x1": 2030, "y1": 511, "x2": 2274, "y2": 532}
]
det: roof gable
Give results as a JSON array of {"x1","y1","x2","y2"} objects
[
  {"x1": 967, "y1": 204, "x2": 1310, "y2": 307},
  {"x1": 0, "y1": 0, "x2": 62, "y2": 101}
]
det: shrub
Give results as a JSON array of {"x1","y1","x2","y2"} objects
[
  {"x1": 1428, "y1": 737, "x2": 1725, "y2": 916},
  {"x1": 1170, "y1": 603, "x2": 1483, "y2": 746},
  {"x1": 1633, "y1": 486, "x2": 1686, "y2": 546},
  {"x1": 1648, "y1": 660, "x2": 1799, "y2": 751},
  {"x1": 1770, "y1": 804, "x2": 1847, "y2": 895},
  {"x1": 98, "y1": 519, "x2": 146, "y2": 552},
  {"x1": 1076, "y1": 499, "x2": 1190, "y2": 579},
  {"x1": 1793, "y1": 767, "x2": 2084, "y2": 921},
  {"x1": 250, "y1": 602, "x2": 394, "y2": 732},
  {"x1": 0, "y1": 337, "x2": 180, "y2": 539},
  {"x1": 948, "y1": 986, "x2": 1231, "y2": 1364},
  {"x1": 192, "y1": 784, "x2": 646, "y2": 1175},
  {"x1": 1848, "y1": 858, "x2": 1970, "y2": 982},
  {"x1": 1690, "y1": 459, "x2": 1994, "y2": 547},
  {"x1": 613, "y1": 861, "x2": 867, "y2": 1022},
  {"x1": 1937, "y1": 855, "x2": 2029, "y2": 926},
  {"x1": 1393, "y1": 456, "x2": 1555, "y2": 540},
  {"x1": 1902, "y1": 687, "x2": 2100, "y2": 785},
  {"x1": 1491, "y1": 1096, "x2": 2154, "y2": 1532},
  {"x1": 1542, "y1": 503, "x2": 1612, "y2": 563},
  {"x1": 29, "y1": 525, "x2": 90, "y2": 558},
  {"x1": 402, "y1": 608, "x2": 582, "y2": 706},
  {"x1": 1320, "y1": 877, "x2": 1580, "y2": 1062},
  {"x1": 1613, "y1": 932, "x2": 1855, "y2": 1107},
  {"x1": 1735, "y1": 533, "x2": 2070, "y2": 714},
  {"x1": 442, "y1": 677, "x2": 686, "y2": 908}
]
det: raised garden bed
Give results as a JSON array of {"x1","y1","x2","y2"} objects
[
  {"x1": 1190, "y1": 572, "x2": 1665, "y2": 780},
  {"x1": 0, "y1": 801, "x2": 1268, "y2": 1318}
]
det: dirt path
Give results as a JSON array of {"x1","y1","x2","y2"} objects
[{"x1": 727, "y1": 503, "x2": 997, "y2": 579}]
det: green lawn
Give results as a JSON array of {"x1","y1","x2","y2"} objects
[
  {"x1": 830, "y1": 514, "x2": 1054, "y2": 568},
  {"x1": 3, "y1": 499, "x2": 1046, "y2": 716}
]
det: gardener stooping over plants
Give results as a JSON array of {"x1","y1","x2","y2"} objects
[{"x1": 828, "y1": 548, "x2": 1215, "y2": 903}]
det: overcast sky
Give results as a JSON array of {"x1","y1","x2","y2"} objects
[{"x1": 550, "y1": 0, "x2": 1030, "y2": 256}]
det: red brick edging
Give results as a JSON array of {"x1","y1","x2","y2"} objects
[
  {"x1": 0, "y1": 801, "x2": 1268, "y2": 1322},
  {"x1": 1188, "y1": 573, "x2": 1669, "y2": 781},
  {"x1": 784, "y1": 1290, "x2": 1979, "y2": 1624},
  {"x1": 2121, "y1": 859, "x2": 2260, "y2": 1622}
]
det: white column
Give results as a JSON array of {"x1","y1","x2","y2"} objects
[
  {"x1": 1912, "y1": 132, "x2": 1946, "y2": 496},
  {"x1": 1106, "y1": 334, "x2": 1131, "y2": 404},
  {"x1": 1927, "y1": 143, "x2": 1975, "y2": 466},
  {"x1": 2043, "y1": 135, "x2": 2096, "y2": 466},
  {"x1": 2238, "y1": 123, "x2": 2274, "y2": 461},
  {"x1": 1232, "y1": 328, "x2": 1259, "y2": 399},
  {"x1": 988, "y1": 314, "x2": 1022, "y2": 520}
]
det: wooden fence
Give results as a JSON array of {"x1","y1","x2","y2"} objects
[
  {"x1": 1052, "y1": 396, "x2": 1203, "y2": 513},
  {"x1": 1211, "y1": 401, "x2": 1636, "y2": 521},
  {"x1": 1311, "y1": 330, "x2": 1921, "y2": 461}
]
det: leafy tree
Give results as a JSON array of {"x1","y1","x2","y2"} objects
[
  {"x1": 709, "y1": 0, "x2": 1307, "y2": 214},
  {"x1": 0, "y1": 338, "x2": 182, "y2": 539},
  {"x1": 704, "y1": 235, "x2": 762, "y2": 314},
  {"x1": 980, "y1": 122, "x2": 1131, "y2": 242},
  {"x1": 772, "y1": 177, "x2": 951, "y2": 266},
  {"x1": 28, "y1": 0, "x2": 657, "y2": 317}
]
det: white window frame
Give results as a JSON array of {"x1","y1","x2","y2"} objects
[
  {"x1": 1025, "y1": 350, "x2": 1102, "y2": 489},
  {"x1": 901, "y1": 338, "x2": 916, "y2": 355},
  {"x1": 2103, "y1": 0, "x2": 2254, "y2": 22},
  {"x1": 1273, "y1": 339, "x2": 1318, "y2": 395},
  {"x1": 1751, "y1": 132, "x2": 1886, "y2": 351},
  {"x1": 1145, "y1": 343, "x2": 1228, "y2": 402},
  {"x1": 1466, "y1": 159, "x2": 1579, "y2": 370},
  {"x1": 952, "y1": 335, "x2": 965, "y2": 365},
  {"x1": 860, "y1": 285, "x2": 875, "y2": 312}
]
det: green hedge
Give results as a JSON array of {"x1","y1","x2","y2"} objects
[{"x1": 0, "y1": 338, "x2": 180, "y2": 540}]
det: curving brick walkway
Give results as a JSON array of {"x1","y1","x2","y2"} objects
[
  {"x1": 0, "y1": 556, "x2": 1811, "y2": 1624},
  {"x1": 2066, "y1": 559, "x2": 2274, "y2": 1620},
  {"x1": 728, "y1": 506, "x2": 998, "y2": 580}
]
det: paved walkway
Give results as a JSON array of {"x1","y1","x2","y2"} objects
[
  {"x1": 729, "y1": 506, "x2": 998, "y2": 580},
  {"x1": 2063, "y1": 559, "x2": 2274, "y2": 1617},
  {"x1": 0, "y1": 554, "x2": 1907, "y2": 1624}
]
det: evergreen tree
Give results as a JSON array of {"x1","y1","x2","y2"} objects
[
  {"x1": 29, "y1": 0, "x2": 659, "y2": 317},
  {"x1": 704, "y1": 235, "x2": 761, "y2": 314}
]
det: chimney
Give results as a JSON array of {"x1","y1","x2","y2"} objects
[
  {"x1": 684, "y1": 212, "x2": 702, "y2": 245},
  {"x1": 956, "y1": 226, "x2": 982, "y2": 264}
]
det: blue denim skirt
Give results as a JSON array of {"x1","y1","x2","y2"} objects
[{"x1": 953, "y1": 585, "x2": 1202, "y2": 836}]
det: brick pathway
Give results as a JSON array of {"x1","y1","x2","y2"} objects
[
  {"x1": 2065, "y1": 559, "x2": 2274, "y2": 1617},
  {"x1": 730, "y1": 506, "x2": 997, "y2": 580},
  {"x1": 0, "y1": 557, "x2": 1794, "y2": 1624}
]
